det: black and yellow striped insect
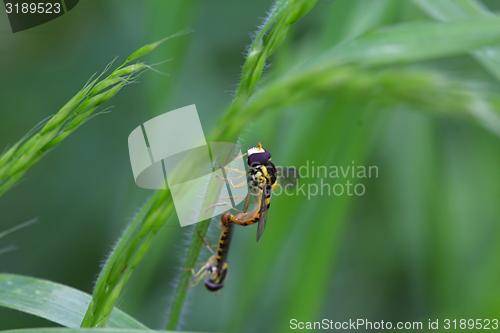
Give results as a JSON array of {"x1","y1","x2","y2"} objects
[
  {"x1": 193, "y1": 143, "x2": 296, "y2": 291},
  {"x1": 223, "y1": 143, "x2": 277, "y2": 241},
  {"x1": 199, "y1": 219, "x2": 233, "y2": 291}
]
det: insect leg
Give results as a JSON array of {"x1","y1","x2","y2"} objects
[
  {"x1": 222, "y1": 190, "x2": 263, "y2": 226},
  {"x1": 190, "y1": 261, "x2": 210, "y2": 287},
  {"x1": 196, "y1": 229, "x2": 215, "y2": 254},
  {"x1": 213, "y1": 172, "x2": 248, "y2": 188},
  {"x1": 221, "y1": 166, "x2": 247, "y2": 176}
]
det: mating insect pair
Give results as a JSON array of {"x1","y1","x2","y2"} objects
[{"x1": 192, "y1": 143, "x2": 297, "y2": 292}]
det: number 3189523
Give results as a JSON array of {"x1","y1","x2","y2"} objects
[{"x1": 5, "y1": 2, "x2": 62, "y2": 14}]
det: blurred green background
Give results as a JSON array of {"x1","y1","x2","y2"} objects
[{"x1": 1, "y1": 1, "x2": 500, "y2": 332}]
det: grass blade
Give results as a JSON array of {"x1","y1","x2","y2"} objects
[
  {"x1": 216, "y1": 17, "x2": 500, "y2": 140},
  {"x1": 323, "y1": 17, "x2": 500, "y2": 67},
  {"x1": 81, "y1": 191, "x2": 173, "y2": 327},
  {"x1": 0, "y1": 274, "x2": 147, "y2": 329},
  {"x1": 166, "y1": 1, "x2": 318, "y2": 329},
  {"x1": 84, "y1": 4, "x2": 500, "y2": 330},
  {"x1": 0, "y1": 219, "x2": 37, "y2": 256},
  {"x1": 80, "y1": 0, "x2": 319, "y2": 330},
  {"x1": 221, "y1": 0, "x2": 317, "y2": 125},
  {"x1": 165, "y1": 221, "x2": 209, "y2": 330},
  {"x1": 323, "y1": 0, "x2": 399, "y2": 45},
  {"x1": 0, "y1": 219, "x2": 37, "y2": 239},
  {"x1": 414, "y1": 0, "x2": 500, "y2": 81},
  {"x1": 0, "y1": 245, "x2": 16, "y2": 255},
  {"x1": 239, "y1": 66, "x2": 500, "y2": 137},
  {"x1": 236, "y1": 0, "x2": 317, "y2": 96},
  {"x1": 0, "y1": 35, "x2": 182, "y2": 197},
  {"x1": 227, "y1": 99, "x2": 379, "y2": 332},
  {"x1": 414, "y1": 0, "x2": 488, "y2": 20}
]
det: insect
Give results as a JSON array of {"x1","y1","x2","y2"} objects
[
  {"x1": 223, "y1": 143, "x2": 278, "y2": 241},
  {"x1": 201, "y1": 217, "x2": 233, "y2": 291},
  {"x1": 193, "y1": 143, "x2": 297, "y2": 291}
]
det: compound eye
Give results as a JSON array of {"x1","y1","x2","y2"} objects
[{"x1": 247, "y1": 150, "x2": 271, "y2": 166}]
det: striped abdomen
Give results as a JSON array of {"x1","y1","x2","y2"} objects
[{"x1": 204, "y1": 218, "x2": 233, "y2": 291}]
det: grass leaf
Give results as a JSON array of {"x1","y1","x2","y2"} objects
[
  {"x1": 0, "y1": 219, "x2": 37, "y2": 240},
  {"x1": 0, "y1": 35, "x2": 178, "y2": 197},
  {"x1": 323, "y1": 17, "x2": 500, "y2": 67},
  {"x1": 221, "y1": 0, "x2": 317, "y2": 125},
  {"x1": 0, "y1": 274, "x2": 147, "y2": 329},
  {"x1": 81, "y1": 2, "x2": 500, "y2": 331},
  {"x1": 80, "y1": 0, "x2": 319, "y2": 330},
  {"x1": 81, "y1": 192, "x2": 173, "y2": 328},
  {"x1": 124, "y1": 30, "x2": 192, "y2": 64},
  {"x1": 414, "y1": 0, "x2": 500, "y2": 81},
  {"x1": 322, "y1": 0, "x2": 399, "y2": 45}
]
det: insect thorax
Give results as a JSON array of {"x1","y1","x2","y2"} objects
[{"x1": 248, "y1": 163, "x2": 277, "y2": 192}]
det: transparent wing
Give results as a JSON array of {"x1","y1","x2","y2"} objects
[
  {"x1": 256, "y1": 186, "x2": 271, "y2": 241},
  {"x1": 276, "y1": 166, "x2": 298, "y2": 188}
]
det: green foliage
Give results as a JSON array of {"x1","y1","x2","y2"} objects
[
  {"x1": 0, "y1": 220, "x2": 36, "y2": 241},
  {"x1": 125, "y1": 30, "x2": 192, "y2": 64},
  {"x1": 81, "y1": 192, "x2": 173, "y2": 327},
  {"x1": 2, "y1": 0, "x2": 500, "y2": 332},
  {"x1": 0, "y1": 35, "x2": 182, "y2": 197},
  {"x1": 0, "y1": 274, "x2": 146, "y2": 328},
  {"x1": 82, "y1": 0, "x2": 319, "y2": 329},
  {"x1": 235, "y1": 0, "x2": 317, "y2": 97},
  {"x1": 85, "y1": 2, "x2": 500, "y2": 331},
  {"x1": 414, "y1": 0, "x2": 500, "y2": 81},
  {"x1": 324, "y1": 17, "x2": 500, "y2": 66},
  {"x1": 0, "y1": 220, "x2": 36, "y2": 256}
]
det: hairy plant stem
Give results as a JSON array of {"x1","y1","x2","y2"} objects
[
  {"x1": 83, "y1": 1, "x2": 500, "y2": 329},
  {"x1": 165, "y1": 0, "x2": 317, "y2": 329},
  {"x1": 81, "y1": 190, "x2": 172, "y2": 327},
  {"x1": 80, "y1": 0, "x2": 318, "y2": 329},
  {"x1": 175, "y1": 65, "x2": 500, "y2": 329},
  {"x1": 0, "y1": 33, "x2": 187, "y2": 197}
]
